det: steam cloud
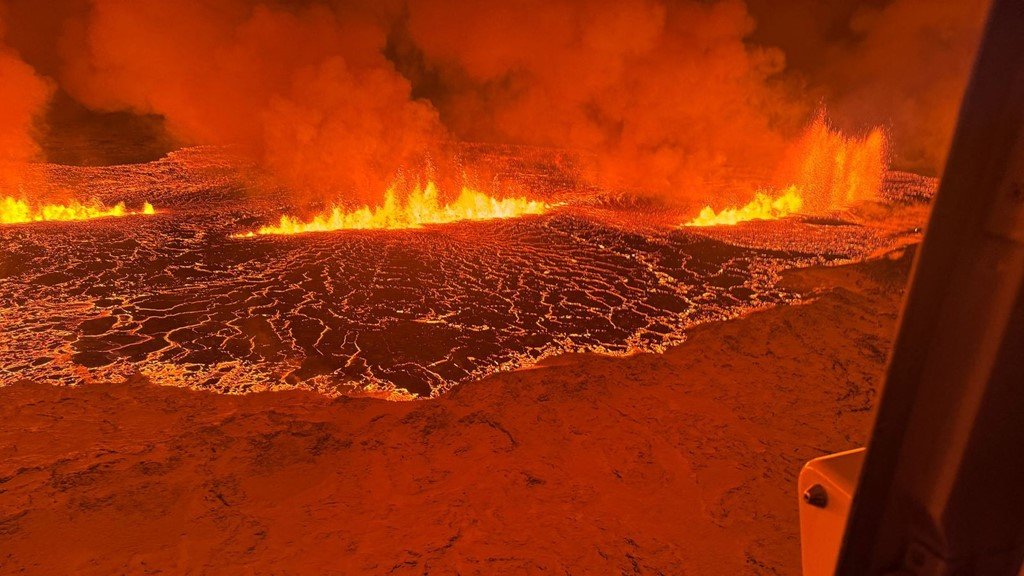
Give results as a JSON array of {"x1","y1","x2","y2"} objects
[{"x1": 0, "y1": 0, "x2": 993, "y2": 205}]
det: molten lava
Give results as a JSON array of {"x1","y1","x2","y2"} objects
[
  {"x1": 0, "y1": 196, "x2": 156, "y2": 225},
  {"x1": 237, "y1": 181, "x2": 551, "y2": 237},
  {"x1": 684, "y1": 186, "x2": 803, "y2": 227}
]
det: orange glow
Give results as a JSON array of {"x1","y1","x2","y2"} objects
[
  {"x1": 0, "y1": 197, "x2": 156, "y2": 225},
  {"x1": 236, "y1": 181, "x2": 551, "y2": 237},
  {"x1": 684, "y1": 186, "x2": 803, "y2": 227}
]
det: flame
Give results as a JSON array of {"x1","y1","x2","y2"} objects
[
  {"x1": 1, "y1": 197, "x2": 156, "y2": 225},
  {"x1": 684, "y1": 186, "x2": 803, "y2": 227},
  {"x1": 237, "y1": 181, "x2": 551, "y2": 237}
]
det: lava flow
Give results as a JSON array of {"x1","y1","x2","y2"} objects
[
  {"x1": 236, "y1": 182, "x2": 551, "y2": 237},
  {"x1": 1, "y1": 196, "x2": 155, "y2": 225}
]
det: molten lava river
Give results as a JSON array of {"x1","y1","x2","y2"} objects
[{"x1": 0, "y1": 147, "x2": 933, "y2": 398}]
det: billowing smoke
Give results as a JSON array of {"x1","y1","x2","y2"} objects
[
  {"x1": 403, "y1": 0, "x2": 803, "y2": 202},
  {"x1": 0, "y1": 0, "x2": 995, "y2": 206},
  {"x1": 0, "y1": 7, "x2": 53, "y2": 194},
  {"x1": 59, "y1": 0, "x2": 446, "y2": 203},
  {"x1": 403, "y1": 0, "x2": 988, "y2": 198},
  {"x1": 746, "y1": 0, "x2": 989, "y2": 175},
  {"x1": 823, "y1": 0, "x2": 989, "y2": 175}
]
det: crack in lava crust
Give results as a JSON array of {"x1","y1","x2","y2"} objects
[{"x1": 0, "y1": 148, "x2": 933, "y2": 397}]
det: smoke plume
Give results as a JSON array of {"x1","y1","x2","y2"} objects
[
  {"x1": 746, "y1": 0, "x2": 989, "y2": 175},
  {"x1": 403, "y1": 0, "x2": 804, "y2": 202},
  {"x1": 824, "y1": 0, "x2": 989, "y2": 174},
  {"x1": 59, "y1": 0, "x2": 446, "y2": 202},
  {"x1": 0, "y1": 7, "x2": 52, "y2": 194}
]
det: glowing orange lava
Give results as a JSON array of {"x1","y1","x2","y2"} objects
[
  {"x1": 0, "y1": 196, "x2": 156, "y2": 225},
  {"x1": 237, "y1": 181, "x2": 551, "y2": 237},
  {"x1": 684, "y1": 186, "x2": 803, "y2": 227}
]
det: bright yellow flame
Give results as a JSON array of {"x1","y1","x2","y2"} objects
[
  {"x1": 238, "y1": 181, "x2": 551, "y2": 237},
  {"x1": 684, "y1": 186, "x2": 803, "y2": 227},
  {"x1": 1, "y1": 197, "x2": 157, "y2": 225}
]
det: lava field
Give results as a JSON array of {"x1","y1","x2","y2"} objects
[{"x1": 0, "y1": 148, "x2": 933, "y2": 397}]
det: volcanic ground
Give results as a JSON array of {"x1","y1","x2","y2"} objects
[{"x1": 0, "y1": 147, "x2": 933, "y2": 397}]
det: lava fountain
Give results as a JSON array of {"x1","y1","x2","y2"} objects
[
  {"x1": 684, "y1": 115, "x2": 888, "y2": 227},
  {"x1": 0, "y1": 196, "x2": 156, "y2": 225},
  {"x1": 235, "y1": 181, "x2": 552, "y2": 237},
  {"x1": 684, "y1": 186, "x2": 803, "y2": 227}
]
